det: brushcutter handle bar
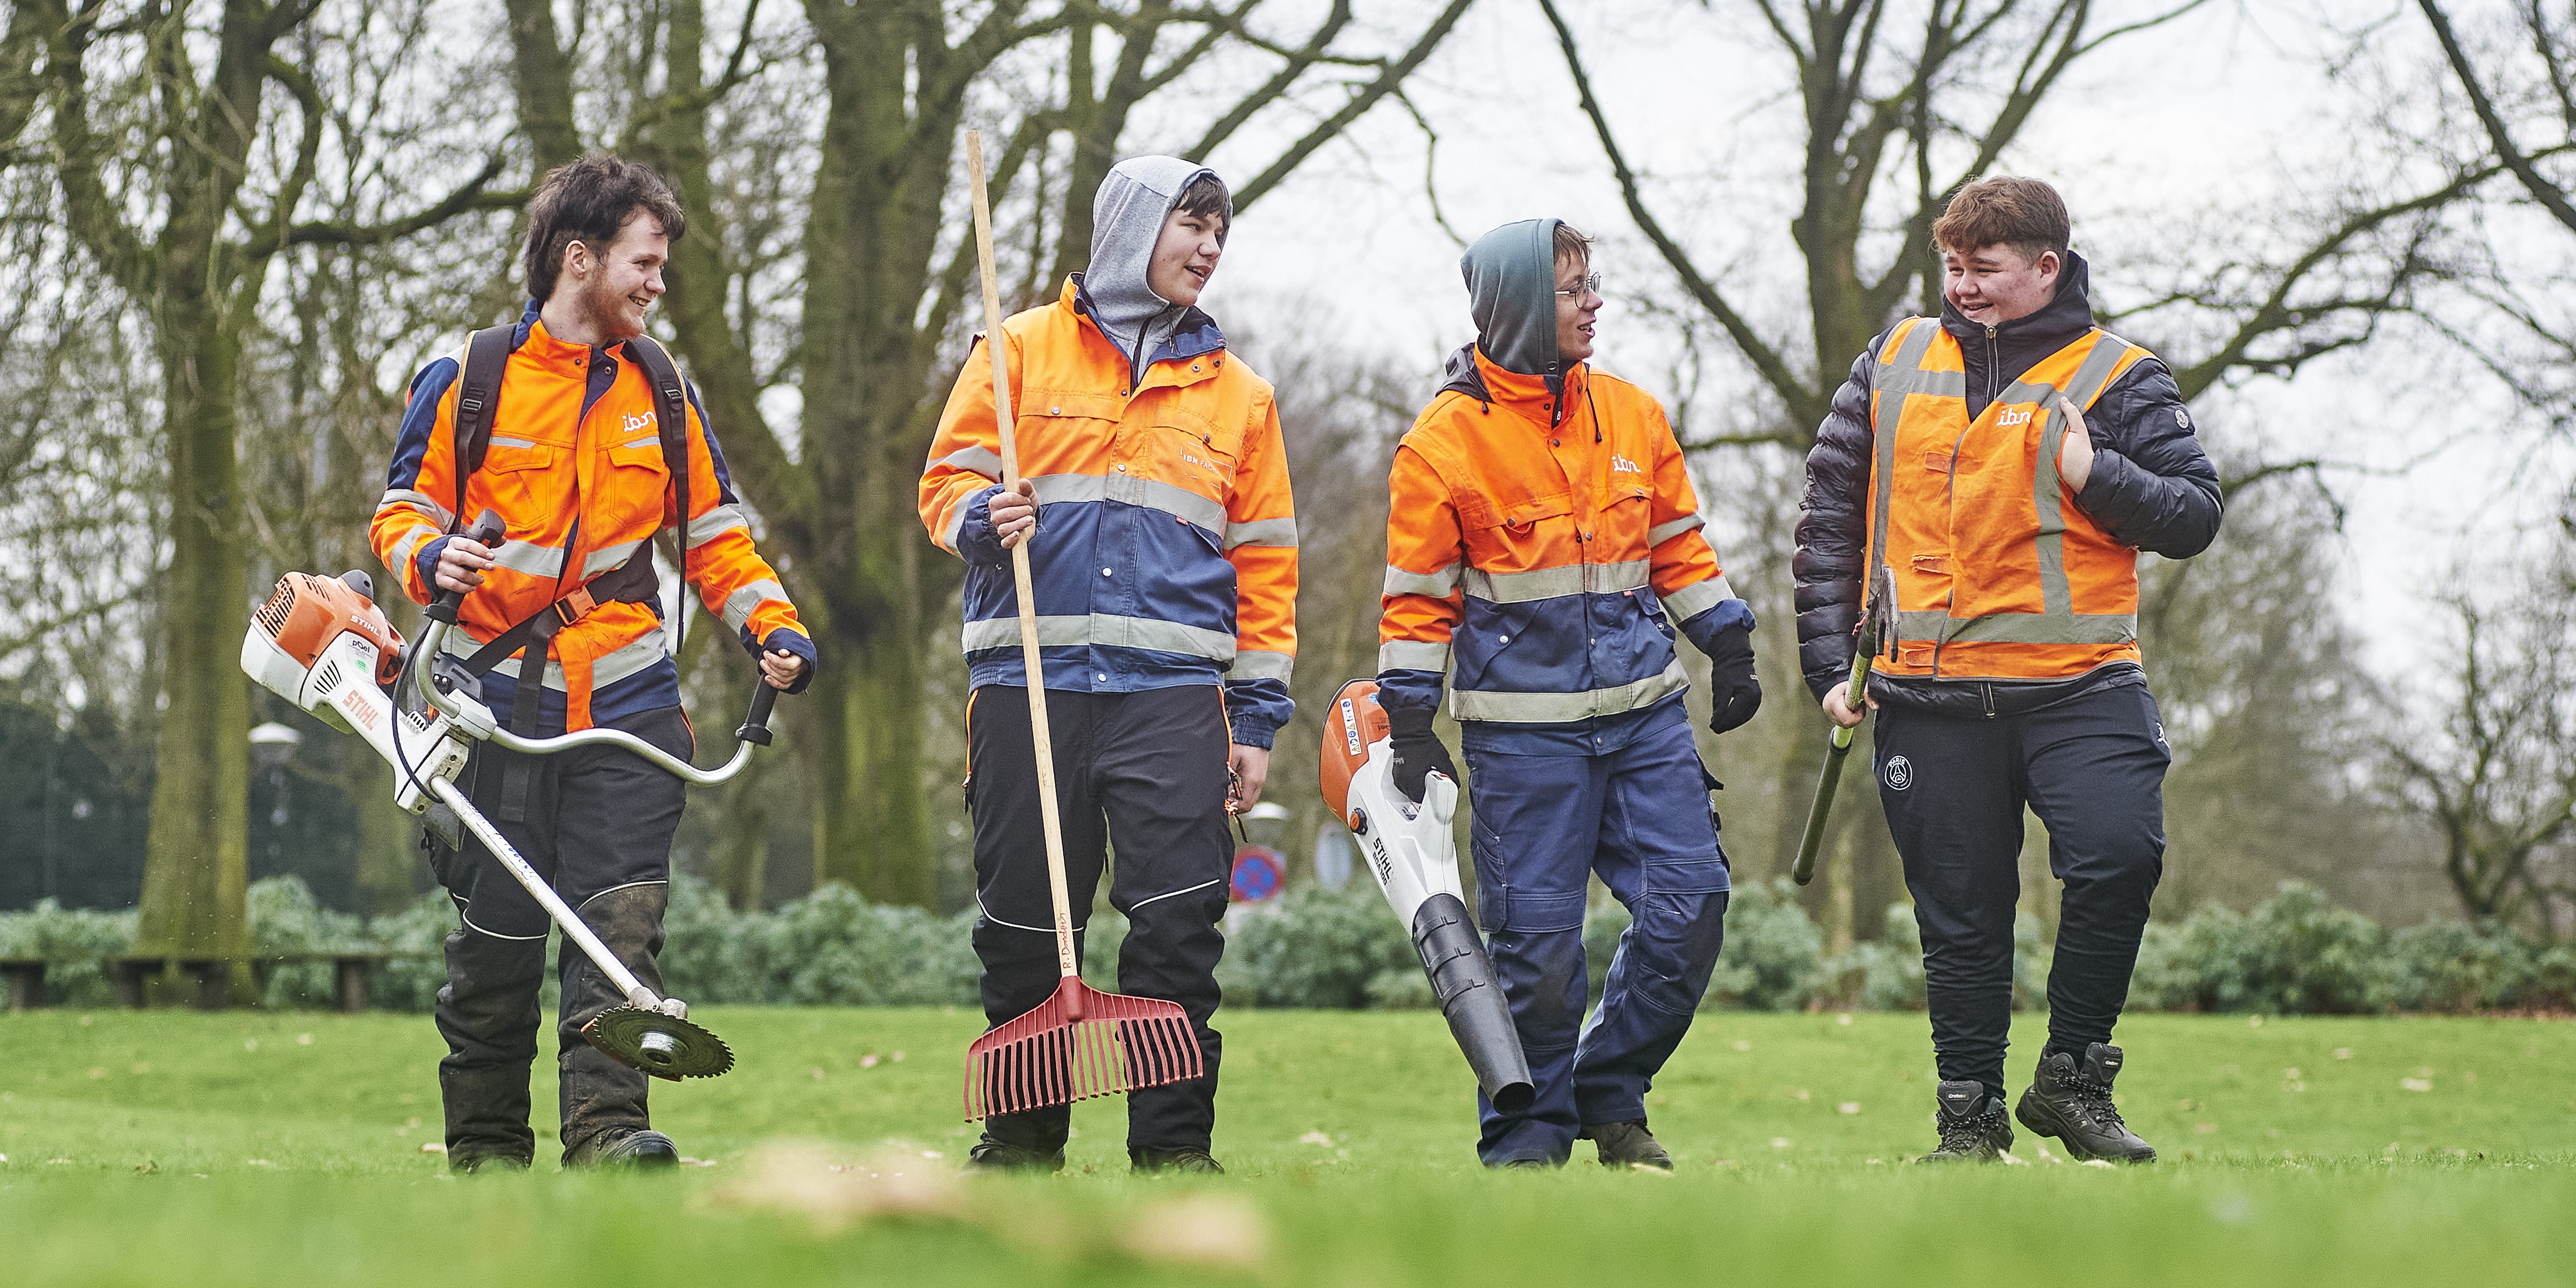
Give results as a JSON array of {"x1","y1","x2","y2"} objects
[
  {"x1": 737, "y1": 680, "x2": 777, "y2": 747},
  {"x1": 425, "y1": 510, "x2": 505, "y2": 624}
]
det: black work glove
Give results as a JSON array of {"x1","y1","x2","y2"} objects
[
  {"x1": 1704, "y1": 624, "x2": 1763, "y2": 735},
  {"x1": 1384, "y1": 703, "x2": 1459, "y2": 804}
]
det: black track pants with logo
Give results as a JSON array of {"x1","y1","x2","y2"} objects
[
  {"x1": 966, "y1": 683, "x2": 1234, "y2": 1159},
  {"x1": 1873, "y1": 681, "x2": 2170, "y2": 1099},
  {"x1": 428, "y1": 705, "x2": 689, "y2": 1165}
]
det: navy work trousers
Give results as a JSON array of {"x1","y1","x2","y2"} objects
[
  {"x1": 1874, "y1": 680, "x2": 2171, "y2": 1098},
  {"x1": 1463, "y1": 710, "x2": 1730, "y2": 1166},
  {"x1": 966, "y1": 684, "x2": 1234, "y2": 1159}
]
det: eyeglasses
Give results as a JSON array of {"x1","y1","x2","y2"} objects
[{"x1": 1555, "y1": 272, "x2": 1603, "y2": 299}]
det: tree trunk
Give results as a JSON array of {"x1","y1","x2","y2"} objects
[{"x1": 135, "y1": 306, "x2": 251, "y2": 958}]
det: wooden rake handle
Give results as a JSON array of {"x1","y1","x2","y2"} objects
[{"x1": 966, "y1": 131, "x2": 1082, "y2": 988}]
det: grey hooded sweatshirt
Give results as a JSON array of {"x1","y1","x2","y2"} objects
[
  {"x1": 1461, "y1": 217, "x2": 1564, "y2": 378},
  {"x1": 1082, "y1": 155, "x2": 1230, "y2": 390}
]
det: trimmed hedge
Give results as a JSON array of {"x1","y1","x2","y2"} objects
[{"x1": 4, "y1": 877, "x2": 2569, "y2": 1015}]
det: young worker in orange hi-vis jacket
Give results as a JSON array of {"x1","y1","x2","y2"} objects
[
  {"x1": 1798, "y1": 177, "x2": 2221, "y2": 1164},
  {"x1": 371, "y1": 158, "x2": 813, "y2": 1173},
  {"x1": 918, "y1": 157, "x2": 1295, "y2": 1176},
  {"x1": 1378, "y1": 220, "x2": 1761, "y2": 1170}
]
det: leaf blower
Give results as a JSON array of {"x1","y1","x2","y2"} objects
[
  {"x1": 1321, "y1": 680, "x2": 1534, "y2": 1114},
  {"x1": 239, "y1": 510, "x2": 776, "y2": 1079}
]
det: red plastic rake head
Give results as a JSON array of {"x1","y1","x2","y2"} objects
[{"x1": 963, "y1": 976, "x2": 1203, "y2": 1120}]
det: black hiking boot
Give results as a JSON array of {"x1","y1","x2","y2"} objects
[
  {"x1": 964, "y1": 1134, "x2": 1066, "y2": 1173},
  {"x1": 1494, "y1": 1157, "x2": 1559, "y2": 1170},
  {"x1": 448, "y1": 1151, "x2": 532, "y2": 1175},
  {"x1": 2017, "y1": 1043, "x2": 2156, "y2": 1163},
  {"x1": 564, "y1": 1128, "x2": 680, "y2": 1169},
  {"x1": 1131, "y1": 1147, "x2": 1224, "y2": 1175},
  {"x1": 1580, "y1": 1120, "x2": 1675, "y2": 1171},
  {"x1": 1918, "y1": 1080, "x2": 2014, "y2": 1163}
]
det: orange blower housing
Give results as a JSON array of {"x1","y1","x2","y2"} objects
[
  {"x1": 1319, "y1": 678, "x2": 1389, "y2": 827},
  {"x1": 249, "y1": 572, "x2": 406, "y2": 686}
]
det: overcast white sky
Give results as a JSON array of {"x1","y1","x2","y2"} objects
[{"x1": 1157, "y1": 0, "x2": 2573, "y2": 679}]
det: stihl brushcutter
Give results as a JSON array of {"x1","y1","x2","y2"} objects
[
  {"x1": 240, "y1": 513, "x2": 774, "y2": 1079},
  {"x1": 1321, "y1": 681, "x2": 1535, "y2": 1114},
  {"x1": 1793, "y1": 567, "x2": 1898, "y2": 886},
  {"x1": 958, "y1": 130, "x2": 1203, "y2": 1121}
]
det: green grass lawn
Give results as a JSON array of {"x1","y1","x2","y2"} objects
[{"x1": 4, "y1": 1006, "x2": 2573, "y2": 1286}]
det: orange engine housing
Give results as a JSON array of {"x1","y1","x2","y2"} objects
[
  {"x1": 251, "y1": 573, "x2": 405, "y2": 686},
  {"x1": 1319, "y1": 679, "x2": 1388, "y2": 827}
]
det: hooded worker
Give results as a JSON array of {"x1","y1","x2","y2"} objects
[
  {"x1": 1376, "y1": 219, "x2": 1761, "y2": 1169},
  {"x1": 917, "y1": 156, "x2": 1297, "y2": 1174}
]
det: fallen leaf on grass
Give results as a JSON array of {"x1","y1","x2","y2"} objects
[
  {"x1": 2400, "y1": 1078, "x2": 2432, "y2": 1092},
  {"x1": 698, "y1": 1142, "x2": 967, "y2": 1233},
  {"x1": 1732, "y1": 1040, "x2": 1752, "y2": 1052},
  {"x1": 1837, "y1": 1102, "x2": 1862, "y2": 1115},
  {"x1": 860, "y1": 1054, "x2": 880, "y2": 1069},
  {"x1": 247, "y1": 1160, "x2": 273, "y2": 1167},
  {"x1": 2195, "y1": 1123, "x2": 2217, "y2": 1135},
  {"x1": 2333, "y1": 1048, "x2": 2353, "y2": 1060},
  {"x1": 1297, "y1": 1131, "x2": 1333, "y2": 1146},
  {"x1": 1117, "y1": 1194, "x2": 1272, "y2": 1273},
  {"x1": 2081, "y1": 1159, "x2": 2114, "y2": 1169},
  {"x1": 419, "y1": 1143, "x2": 447, "y2": 1154},
  {"x1": 679, "y1": 1157, "x2": 717, "y2": 1168},
  {"x1": 1770, "y1": 1138, "x2": 1791, "y2": 1150},
  {"x1": 88, "y1": 1068, "x2": 106, "y2": 1080},
  {"x1": 297, "y1": 1033, "x2": 313, "y2": 1046}
]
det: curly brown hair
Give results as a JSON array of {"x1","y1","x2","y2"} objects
[
  {"x1": 1931, "y1": 176, "x2": 2069, "y2": 265},
  {"x1": 522, "y1": 156, "x2": 689, "y2": 302}
]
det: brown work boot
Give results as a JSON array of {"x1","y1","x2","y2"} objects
[{"x1": 1580, "y1": 1120, "x2": 1675, "y2": 1171}]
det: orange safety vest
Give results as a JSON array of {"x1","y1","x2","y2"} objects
[{"x1": 1863, "y1": 317, "x2": 2152, "y2": 682}]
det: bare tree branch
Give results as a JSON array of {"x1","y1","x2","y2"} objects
[{"x1": 2418, "y1": 0, "x2": 2576, "y2": 235}]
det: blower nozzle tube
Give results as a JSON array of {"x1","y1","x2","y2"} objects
[{"x1": 1411, "y1": 892, "x2": 1534, "y2": 1115}]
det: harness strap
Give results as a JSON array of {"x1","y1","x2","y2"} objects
[{"x1": 469, "y1": 555, "x2": 662, "y2": 822}]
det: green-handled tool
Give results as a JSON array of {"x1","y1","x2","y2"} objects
[{"x1": 1793, "y1": 569, "x2": 1896, "y2": 886}]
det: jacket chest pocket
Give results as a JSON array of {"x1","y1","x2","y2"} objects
[
  {"x1": 475, "y1": 441, "x2": 557, "y2": 523},
  {"x1": 1460, "y1": 490, "x2": 1573, "y2": 568},
  {"x1": 604, "y1": 436, "x2": 674, "y2": 531},
  {"x1": 1143, "y1": 400, "x2": 1240, "y2": 506},
  {"x1": 1598, "y1": 484, "x2": 1651, "y2": 551}
]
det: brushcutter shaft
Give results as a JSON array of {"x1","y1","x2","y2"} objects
[{"x1": 428, "y1": 776, "x2": 656, "y2": 1008}]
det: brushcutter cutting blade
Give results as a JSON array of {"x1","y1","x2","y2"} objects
[{"x1": 585, "y1": 1005, "x2": 735, "y2": 1080}]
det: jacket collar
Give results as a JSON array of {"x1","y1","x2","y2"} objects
[
  {"x1": 512, "y1": 298, "x2": 629, "y2": 377},
  {"x1": 1063, "y1": 276, "x2": 1225, "y2": 378},
  {"x1": 1440, "y1": 342, "x2": 1586, "y2": 429}
]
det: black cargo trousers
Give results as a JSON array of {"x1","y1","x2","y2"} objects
[
  {"x1": 1874, "y1": 679, "x2": 2171, "y2": 1099},
  {"x1": 965, "y1": 683, "x2": 1234, "y2": 1161},
  {"x1": 427, "y1": 705, "x2": 691, "y2": 1167}
]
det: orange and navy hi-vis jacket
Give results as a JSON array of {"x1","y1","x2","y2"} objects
[
  {"x1": 372, "y1": 302, "x2": 812, "y2": 733},
  {"x1": 917, "y1": 277, "x2": 1298, "y2": 747},
  {"x1": 1861, "y1": 316, "x2": 2150, "y2": 681},
  {"x1": 1378, "y1": 344, "x2": 1752, "y2": 755}
]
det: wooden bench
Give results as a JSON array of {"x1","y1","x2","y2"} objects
[{"x1": 0, "y1": 953, "x2": 425, "y2": 1012}]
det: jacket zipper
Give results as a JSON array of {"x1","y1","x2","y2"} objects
[{"x1": 1931, "y1": 323, "x2": 2000, "y2": 680}]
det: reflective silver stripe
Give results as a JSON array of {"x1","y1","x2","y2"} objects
[
  {"x1": 390, "y1": 526, "x2": 437, "y2": 580},
  {"x1": 722, "y1": 579, "x2": 786, "y2": 632},
  {"x1": 616, "y1": 436, "x2": 660, "y2": 451},
  {"x1": 940, "y1": 495, "x2": 972, "y2": 555},
  {"x1": 1660, "y1": 575, "x2": 1734, "y2": 623},
  {"x1": 1868, "y1": 320, "x2": 1939, "y2": 581},
  {"x1": 939, "y1": 445, "x2": 1004, "y2": 478},
  {"x1": 1229, "y1": 649, "x2": 1294, "y2": 682},
  {"x1": 583, "y1": 540, "x2": 646, "y2": 578},
  {"x1": 491, "y1": 540, "x2": 563, "y2": 577},
  {"x1": 2028, "y1": 337, "x2": 2136, "y2": 619},
  {"x1": 1449, "y1": 659, "x2": 1690, "y2": 723},
  {"x1": 959, "y1": 613, "x2": 1239, "y2": 662},
  {"x1": 1027, "y1": 472, "x2": 1226, "y2": 533},
  {"x1": 1223, "y1": 517, "x2": 1299, "y2": 550},
  {"x1": 379, "y1": 489, "x2": 454, "y2": 529},
  {"x1": 440, "y1": 622, "x2": 669, "y2": 690},
  {"x1": 489, "y1": 436, "x2": 539, "y2": 450},
  {"x1": 687, "y1": 503, "x2": 747, "y2": 548},
  {"x1": 1462, "y1": 558, "x2": 1651, "y2": 603},
  {"x1": 1871, "y1": 366, "x2": 1966, "y2": 397},
  {"x1": 1896, "y1": 609, "x2": 2136, "y2": 646},
  {"x1": 1647, "y1": 513, "x2": 1704, "y2": 546},
  {"x1": 1384, "y1": 563, "x2": 1460, "y2": 597},
  {"x1": 1127, "y1": 878, "x2": 1223, "y2": 911},
  {"x1": 1378, "y1": 639, "x2": 1452, "y2": 673}
]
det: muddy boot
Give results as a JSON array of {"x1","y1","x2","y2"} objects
[
  {"x1": 2017, "y1": 1044, "x2": 2156, "y2": 1163},
  {"x1": 1580, "y1": 1120, "x2": 1675, "y2": 1171},
  {"x1": 967, "y1": 1108, "x2": 1070, "y2": 1173},
  {"x1": 1919, "y1": 1080, "x2": 2013, "y2": 1162},
  {"x1": 433, "y1": 925, "x2": 547, "y2": 1170},
  {"x1": 557, "y1": 883, "x2": 667, "y2": 1164},
  {"x1": 1131, "y1": 1147, "x2": 1223, "y2": 1175},
  {"x1": 565, "y1": 1128, "x2": 680, "y2": 1169}
]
